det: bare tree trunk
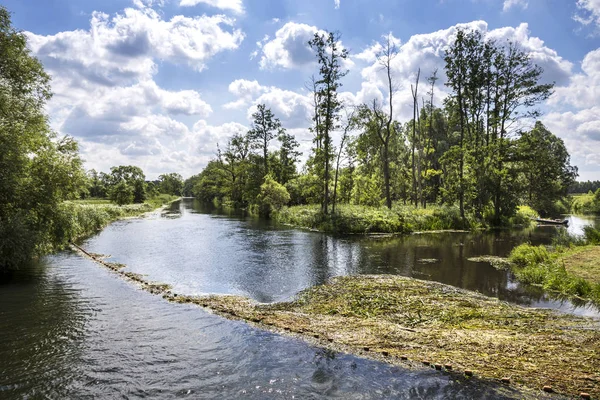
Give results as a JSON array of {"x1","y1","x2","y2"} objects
[{"x1": 411, "y1": 68, "x2": 420, "y2": 208}]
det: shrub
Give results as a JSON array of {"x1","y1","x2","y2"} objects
[{"x1": 258, "y1": 175, "x2": 291, "y2": 217}]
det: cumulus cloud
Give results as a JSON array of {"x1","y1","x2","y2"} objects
[
  {"x1": 549, "y1": 48, "x2": 600, "y2": 109},
  {"x1": 543, "y1": 48, "x2": 600, "y2": 178},
  {"x1": 259, "y1": 22, "x2": 321, "y2": 69},
  {"x1": 355, "y1": 21, "x2": 573, "y2": 121},
  {"x1": 257, "y1": 22, "x2": 354, "y2": 71},
  {"x1": 574, "y1": 0, "x2": 600, "y2": 31},
  {"x1": 60, "y1": 81, "x2": 211, "y2": 142},
  {"x1": 26, "y1": 7, "x2": 244, "y2": 87},
  {"x1": 23, "y1": 5, "x2": 248, "y2": 178},
  {"x1": 503, "y1": 0, "x2": 528, "y2": 12},
  {"x1": 179, "y1": 0, "x2": 244, "y2": 14},
  {"x1": 223, "y1": 79, "x2": 267, "y2": 109},
  {"x1": 334, "y1": 0, "x2": 341, "y2": 9}
]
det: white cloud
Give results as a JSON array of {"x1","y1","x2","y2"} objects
[
  {"x1": 355, "y1": 21, "x2": 573, "y2": 121},
  {"x1": 26, "y1": 7, "x2": 245, "y2": 86},
  {"x1": 334, "y1": 0, "x2": 341, "y2": 9},
  {"x1": 543, "y1": 47, "x2": 600, "y2": 178},
  {"x1": 574, "y1": 0, "x2": 600, "y2": 31},
  {"x1": 223, "y1": 79, "x2": 267, "y2": 109},
  {"x1": 259, "y1": 22, "x2": 321, "y2": 69},
  {"x1": 258, "y1": 22, "x2": 354, "y2": 71},
  {"x1": 179, "y1": 0, "x2": 244, "y2": 14},
  {"x1": 549, "y1": 48, "x2": 600, "y2": 109},
  {"x1": 503, "y1": 0, "x2": 528, "y2": 12}
]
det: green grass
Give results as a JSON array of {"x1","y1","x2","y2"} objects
[
  {"x1": 50, "y1": 195, "x2": 180, "y2": 251},
  {"x1": 275, "y1": 203, "x2": 534, "y2": 234},
  {"x1": 508, "y1": 240, "x2": 600, "y2": 303}
]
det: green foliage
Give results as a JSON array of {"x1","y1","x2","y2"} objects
[
  {"x1": 508, "y1": 243, "x2": 600, "y2": 303},
  {"x1": 308, "y1": 30, "x2": 349, "y2": 214},
  {"x1": 583, "y1": 226, "x2": 600, "y2": 245},
  {"x1": 258, "y1": 175, "x2": 291, "y2": 216},
  {"x1": 518, "y1": 122, "x2": 578, "y2": 216},
  {"x1": 571, "y1": 191, "x2": 600, "y2": 214},
  {"x1": 0, "y1": 7, "x2": 87, "y2": 271},
  {"x1": 109, "y1": 181, "x2": 134, "y2": 205},
  {"x1": 276, "y1": 203, "x2": 467, "y2": 234},
  {"x1": 509, "y1": 205, "x2": 538, "y2": 226},
  {"x1": 106, "y1": 165, "x2": 147, "y2": 203},
  {"x1": 158, "y1": 172, "x2": 184, "y2": 196}
]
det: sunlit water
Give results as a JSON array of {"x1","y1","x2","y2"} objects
[
  {"x1": 1, "y1": 199, "x2": 598, "y2": 398},
  {"x1": 83, "y1": 199, "x2": 599, "y2": 317},
  {"x1": 1, "y1": 254, "x2": 528, "y2": 399}
]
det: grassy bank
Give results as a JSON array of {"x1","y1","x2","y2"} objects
[
  {"x1": 275, "y1": 204, "x2": 536, "y2": 234},
  {"x1": 509, "y1": 242, "x2": 600, "y2": 304},
  {"x1": 184, "y1": 276, "x2": 599, "y2": 398},
  {"x1": 49, "y1": 195, "x2": 179, "y2": 251}
]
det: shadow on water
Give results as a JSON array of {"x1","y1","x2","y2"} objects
[
  {"x1": 1, "y1": 253, "x2": 534, "y2": 399},
  {"x1": 80, "y1": 199, "x2": 600, "y2": 318}
]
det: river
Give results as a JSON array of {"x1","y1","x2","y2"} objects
[{"x1": 1, "y1": 199, "x2": 598, "y2": 399}]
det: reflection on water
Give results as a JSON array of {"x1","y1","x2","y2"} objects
[
  {"x1": 0, "y1": 254, "x2": 529, "y2": 399},
  {"x1": 80, "y1": 199, "x2": 599, "y2": 318}
]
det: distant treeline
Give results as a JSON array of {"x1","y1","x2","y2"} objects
[{"x1": 569, "y1": 181, "x2": 600, "y2": 194}]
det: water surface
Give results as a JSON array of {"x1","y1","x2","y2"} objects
[
  {"x1": 82, "y1": 199, "x2": 600, "y2": 317},
  {"x1": 0, "y1": 254, "x2": 529, "y2": 399}
]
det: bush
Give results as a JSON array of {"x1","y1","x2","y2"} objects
[
  {"x1": 510, "y1": 205, "x2": 538, "y2": 226},
  {"x1": 583, "y1": 226, "x2": 600, "y2": 245},
  {"x1": 258, "y1": 175, "x2": 290, "y2": 217}
]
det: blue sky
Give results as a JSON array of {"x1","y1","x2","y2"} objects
[{"x1": 4, "y1": 0, "x2": 600, "y2": 179}]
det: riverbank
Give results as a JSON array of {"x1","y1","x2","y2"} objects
[
  {"x1": 54, "y1": 195, "x2": 179, "y2": 250},
  {"x1": 275, "y1": 204, "x2": 536, "y2": 234},
  {"x1": 68, "y1": 243, "x2": 600, "y2": 399},
  {"x1": 509, "y1": 242, "x2": 600, "y2": 304}
]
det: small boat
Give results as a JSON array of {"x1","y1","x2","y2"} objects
[{"x1": 533, "y1": 218, "x2": 569, "y2": 225}]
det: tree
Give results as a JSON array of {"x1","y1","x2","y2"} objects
[
  {"x1": 377, "y1": 34, "x2": 399, "y2": 209},
  {"x1": 1, "y1": 6, "x2": 86, "y2": 270},
  {"x1": 308, "y1": 31, "x2": 349, "y2": 215},
  {"x1": 247, "y1": 104, "x2": 282, "y2": 176},
  {"x1": 107, "y1": 165, "x2": 147, "y2": 203},
  {"x1": 158, "y1": 173, "x2": 184, "y2": 196},
  {"x1": 258, "y1": 175, "x2": 291, "y2": 216},
  {"x1": 518, "y1": 122, "x2": 578, "y2": 216},
  {"x1": 273, "y1": 130, "x2": 300, "y2": 185},
  {"x1": 109, "y1": 181, "x2": 134, "y2": 206},
  {"x1": 444, "y1": 28, "x2": 554, "y2": 224}
]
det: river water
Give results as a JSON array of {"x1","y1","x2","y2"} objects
[{"x1": 1, "y1": 199, "x2": 598, "y2": 399}]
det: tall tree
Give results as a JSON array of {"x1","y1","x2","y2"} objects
[
  {"x1": 1, "y1": 6, "x2": 86, "y2": 270},
  {"x1": 518, "y1": 122, "x2": 577, "y2": 216},
  {"x1": 247, "y1": 104, "x2": 282, "y2": 176},
  {"x1": 410, "y1": 68, "x2": 421, "y2": 208},
  {"x1": 377, "y1": 34, "x2": 399, "y2": 209},
  {"x1": 308, "y1": 30, "x2": 349, "y2": 215}
]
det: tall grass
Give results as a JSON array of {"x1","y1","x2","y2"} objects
[
  {"x1": 48, "y1": 195, "x2": 179, "y2": 251},
  {"x1": 275, "y1": 204, "x2": 471, "y2": 234},
  {"x1": 508, "y1": 227, "x2": 600, "y2": 303}
]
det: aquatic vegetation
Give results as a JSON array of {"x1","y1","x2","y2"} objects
[
  {"x1": 198, "y1": 275, "x2": 600, "y2": 399},
  {"x1": 467, "y1": 256, "x2": 511, "y2": 270}
]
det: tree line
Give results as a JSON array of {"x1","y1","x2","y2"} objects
[
  {"x1": 186, "y1": 29, "x2": 577, "y2": 221},
  {"x1": 86, "y1": 167, "x2": 184, "y2": 205}
]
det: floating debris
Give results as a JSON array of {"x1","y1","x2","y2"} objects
[
  {"x1": 467, "y1": 256, "x2": 511, "y2": 270},
  {"x1": 417, "y1": 258, "x2": 439, "y2": 264}
]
